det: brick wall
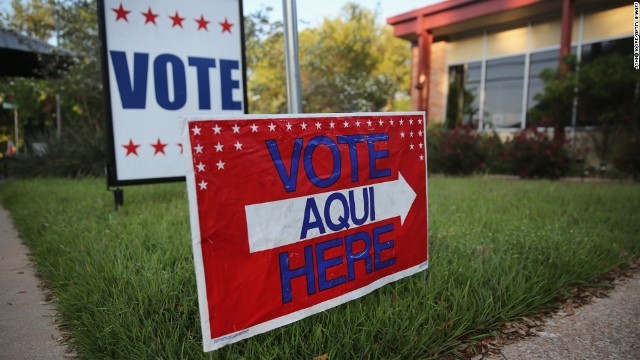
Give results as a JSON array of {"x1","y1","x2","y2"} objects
[
  {"x1": 409, "y1": 40, "x2": 448, "y2": 125},
  {"x1": 428, "y1": 41, "x2": 447, "y2": 124}
]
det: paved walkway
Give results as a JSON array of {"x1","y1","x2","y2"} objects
[
  {"x1": 0, "y1": 206, "x2": 68, "y2": 360},
  {"x1": 487, "y1": 274, "x2": 640, "y2": 360}
]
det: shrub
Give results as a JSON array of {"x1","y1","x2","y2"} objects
[
  {"x1": 8, "y1": 121, "x2": 106, "y2": 178},
  {"x1": 611, "y1": 131, "x2": 640, "y2": 180},
  {"x1": 504, "y1": 128, "x2": 569, "y2": 179},
  {"x1": 427, "y1": 126, "x2": 491, "y2": 175}
]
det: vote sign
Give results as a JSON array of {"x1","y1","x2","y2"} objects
[
  {"x1": 99, "y1": 0, "x2": 245, "y2": 185},
  {"x1": 183, "y1": 113, "x2": 428, "y2": 351}
]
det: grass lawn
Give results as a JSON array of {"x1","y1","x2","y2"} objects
[{"x1": 1, "y1": 177, "x2": 638, "y2": 359}]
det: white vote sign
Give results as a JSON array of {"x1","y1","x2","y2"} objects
[{"x1": 99, "y1": 0, "x2": 246, "y2": 184}]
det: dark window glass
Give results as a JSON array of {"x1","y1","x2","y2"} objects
[
  {"x1": 446, "y1": 62, "x2": 481, "y2": 129},
  {"x1": 576, "y1": 37, "x2": 638, "y2": 126},
  {"x1": 581, "y1": 37, "x2": 631, "y2": 63},
  {"x1": 484, "y1": 55, "x2": 525, "y2": 128}
]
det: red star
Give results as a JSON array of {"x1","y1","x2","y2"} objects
[
  {"x1": 195, "y1": 14, "x2": 210, "y2": 31},
  {"x1": 177, "y1": 143, "x2": 183, "y2": 154},
  {"x1": 219, "y1": 17, "x2": 233, "y2": 33},
  {"x1": 141, "y1": 7, "x2": 159, "y2": 25},
  {"x1": 151, "y1": 138, "x2": 167, "y2": 155},
  {"x1": 112, "y1": 3, "x2": 130, "y2": 22},
  {"x1": 170, "y1": 11, "x2": 185, "y2": 28},
  {"x1": 122, "y1": 139, "x2": 140, "y2": 156}
]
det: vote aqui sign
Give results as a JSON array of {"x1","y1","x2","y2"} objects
[
  {"x1": 98, "y1": 0, "x2": 246, "y2": 185},
  {"x1": 183, "y1": 113, "x2": 429, "y2": 351}
]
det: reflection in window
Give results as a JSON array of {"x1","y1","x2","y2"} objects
[
  {"x1": 484, "y1": 55, "x2": 525, "y2": 128},
  {"x1": 527, "y1": 50, "x2": 558, "y2": 123},
  {"x1": 581, "y1": 38, "x2": 630, "y2": 63},
  {"x1": 579, "y1": 38, "x2": 632, "y2": 126},
  {"x1": 446, "y1": 62, "x2": 481, "y2": 129}
]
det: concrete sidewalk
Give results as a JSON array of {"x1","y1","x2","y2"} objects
[
  {"x1": 0, "y1": 206, "x2": 68, "y2": 360},
  {"x1": 487, "y1": 274, "x2": 640, "y2": 360}
]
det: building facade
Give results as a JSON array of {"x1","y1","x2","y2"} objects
[{"x1": 387, "y1": 0, "x2": 632, "y2": 132}]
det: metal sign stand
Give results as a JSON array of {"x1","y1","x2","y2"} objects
[{"x1": 282, "y1": 0, "x2": 302, "y2": 114}]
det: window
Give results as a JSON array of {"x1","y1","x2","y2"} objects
[
  {"x1": 444, "y1": 36, "x2": 632, "y2": 130},
  {"x1": 446, "y1": 62, "x2": 481, "y2": 128},
  {"x1": 484, "y1": 55, "x2": 525, "y2": 128},
  {"x1": 581, "y1": 38, "x2": 629, "y2": 63},
  {"x1": 578, "y1": 37, "x2": 634, "y2": 126},
  {"x1": 526, "y1": 49, "x2": 559, "y2": 124}
]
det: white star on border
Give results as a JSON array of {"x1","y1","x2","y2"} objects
[
  {"x1": 329, "y1": 121, "x2": 335, "y2": 129},
  {"x1": 286, "y1": 122, "x2": 293, "y2": 131},
  {"x1": 214, "y1": 142, "x2": 223, "y2": 152},
  {"x1": 409, "y1": 119, "x2": 414, "y2": 125},
  {"x1": 390, "y1": 119, "x2": 395, "y2": 126},
  {"x1": 420, "y1": 154, "x2": 424, "y2": 161},
  {"x1": 366, "y1": 120, "x2": 372, "y2": 126},
  {"x1": 232, "y1": 124, "x2": 240, "y2": 133},
  {"x1": 355, "y1": 120, "x2": 361, "y2": 127},
  {"x1": 315, "y1": 122, "x2": 322, "y2": 129},
  {"x1": 192, "y1": 126, "x2": 201, "y2": 135},
  {"x1": 419, "y1": 142, "x2": 424, "y2": 149},
  {"x1": 400, "y1": 119, "x2": 405, "y2": 125},
  {"x1": 410, "y1": 143, "x2": 415, "y2": 150},
  {"x1": 268, "y1": 123, "x2": 276, "y2": 132},
  {"x1": 418, "y1": 119, "x2": 423, "y2": 125},
  {"x1": 378, "y1": 119, "x2": 384, "y2": 126},
  {"x1": 343, "y1": 120, "x2": 349, "y2": 128},
  {"x1": 418, "y1": 130, "x2": 423, "y2": 137},
  {"x1": 234, "y1": 141, "x2": 243, "y2": 150},
  {"x1": 400, "y1": 131, "x2": 406, "y2": 138},
  {"x1": 213, "y1": 125, "x2": 221, "y2": 134},
  {"x1": 301, "y1": 122, "x2": 308, "y2": 130},
  {"x1": 194, "y1": 144, "x2": 203, "y2": 153},
  {"x1": 410, "y1": 131, "x2": 414, "y2": 137},
  {"x1": 196, "y1": 162, "x2": 205, "y2": 172},
  {"x1": 216, "y1": 160, "x2": 225, "y2": 170},
  {"x1": 198, "y1": 180, "x2": 208, "y2": 190},
  {"x1": 250, "y1": 124, "x2": 259, "y2": 132}
]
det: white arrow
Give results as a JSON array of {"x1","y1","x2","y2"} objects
[{"x1": 244, "y1": 173, "x2": 416, "y2": 253}]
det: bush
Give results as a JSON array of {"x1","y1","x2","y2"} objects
[
  {"x1": 8, "y1": 121, "x2": 106, "y2": 178},
  {"x1": 611, "y1": 131, "x2": 640, "y2": 180},
  {"x1": 427, "y1": 126, "x2": 499, "y2": 175},
  {"x1": 504, "y1": 128, "x2": 569, "y2": 179}
]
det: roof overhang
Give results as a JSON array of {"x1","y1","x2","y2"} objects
[
  {"x1": 0, "y1": 27, "x2": 75, "y2": 78},
  {"x1": 387, "y1": 0, "x2": 628, "y2": 42}
]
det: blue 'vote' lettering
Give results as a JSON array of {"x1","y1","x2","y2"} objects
[
  {"x1": 266, "y1": 133, "x2": 391, "y2": 192},
  {"x1": 109, "y1": 51, "x2": 242, "y2": 111}
]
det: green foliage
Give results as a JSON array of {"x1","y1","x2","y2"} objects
[
  {"x1": 244, "y1": 7, "x2": 287, "y2": 114},
  {"x1": 528, "y1": 54, "x2": 640, "y2": 163},
  {"x1": 576, "y1": 54, "x2": 640, "y2": 162},
  {"x1": 1, "y1": 178, "x2": 639, "y2": 358},
  {"x1": 611, "y1": 131, "x2": 640, "y2": 180},
  {"x1": 246, "y1": 3, "x2": 410, "y2": 114},
  {"x1": 527, "y1": 55, "x2": 577, "y2": 128},
  {"x1": 3, "y1": 0, "x2": 56, "y2": 40},
  {"x1": 503, "y1": 129, "x2": 570, "y2": 179},
  {"x1": 8, "y1": 120, "x2": 106, "y2": 177},
  {"x1": 577, "y1": 54, "x2": 639, "y2": 128},
  {"x1": 1, "y1": 0, "x2": 106, "y2": 177},
  {"x1": 427, "y1": 126, "x2": 504, "y2": 175}
]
